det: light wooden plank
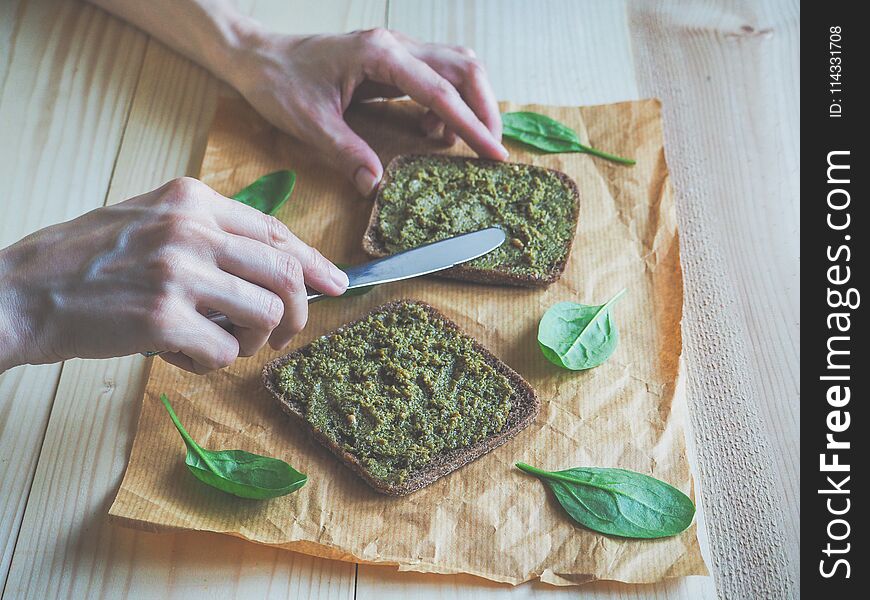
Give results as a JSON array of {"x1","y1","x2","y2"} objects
[
  {"x1": 357, "y1": 567, "x2": 714, "y2": 600},
  {"x1": 0, "y1": 0, "x2": 23, "y2": 89},
  {"x1": 389, "y1": 0, "x2": 638, "y2": 106},
  {"x1": 4, "y1": 1, "x2": 385, "y2": 598},
  {"x1": 0, "y1": 0, "x2": 146, "y2": 592},
  {"x1": 631, "y1": 0, "x2": 800, "y2": 597},
  {"x1": 0, "y1": 365, "x2": 62, "y2": 589},
  {"x1": 627, "y1": 0, "x2": 798, "y2": 597},
  {"x1": 0, "y1": 0, "x2": 145, "y2": 246},
  {"x1": 249, "y1": 0, "x2": 386, "y2": 32}
]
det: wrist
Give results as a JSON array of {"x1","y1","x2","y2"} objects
[
  {"x1": 206, "y1": 13, "x2": 270, "y2": 91},
  {"x1": 221, "y1": 25, "x2": 304, "y2": 96},
  {"x1": 0, "y1": 245, "x2": 32, "y2": 371}
]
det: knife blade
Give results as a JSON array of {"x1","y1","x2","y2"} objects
[
  {"x1": 308, "y1": 225, "x2": 506, "y2": 302},
  {"x1": 142, "y1": 227, "x2": 505, "y2": 356}
]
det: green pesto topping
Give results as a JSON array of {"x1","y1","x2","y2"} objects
[
  {"x1": 276, "y1": 302, "x2": 515, "y2": 485},
  {"x1": 375, "y1": 156, "x2": 576, "y2": 279}
]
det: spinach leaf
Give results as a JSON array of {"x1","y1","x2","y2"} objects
[
  {"x1": 501, "y1": 112, "x2": 635, "y2": 165},
  {"x1": 516, "y1": 462, "x2": 695, "y2": 538},
  {"x1": 538, "y1": 289, "x2": 625, "y2": 370},
  {"x1": 160, "y1": 394, "x2": 307, "y2": 499},
  {"x1": 232, "y1": 170, "x2": 297, "y2": 215}
]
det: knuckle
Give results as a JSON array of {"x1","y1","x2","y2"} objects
[
  {"x1": 264, "y1": 214, "x2": 290, "y2": 247},
  {"x1": 164, "y1": 177, "x2": 203, "y2": 205},
  {"x1": 255, "y1": 293, "x2": 284, "y2": 330},
  {"x1": 433, "y1": 77, "x2": 457, "y2": 100},
  {"x1": 360, "y1": 27, "x2": 394, "y2": 47},
  {"x1": 454, "y1": 45, "x2": 477, "y2": 58},
  {"x1": 464, "y1": 57, "x2": 486, "y2": 79},
  {"x1": 361, "y1": 29, "x2": 399, "y2": 65},
  {"x1": 275, "y1": 254, "x2": 304, "y2": 292},
  {"x1": 306, "y1": 246, "x2": 329, "y2": 272}
]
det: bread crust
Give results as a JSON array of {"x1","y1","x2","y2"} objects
[
  {"x1": 262, "y1": 300, "x2": 540, "y2": 496},
  {"x1": 362, "y1": 154, "x2": 580, "y2": 288}
]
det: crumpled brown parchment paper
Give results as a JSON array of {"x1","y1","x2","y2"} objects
[{"x1": 108, "y1": 96, "x2": 708, "y2": 586}]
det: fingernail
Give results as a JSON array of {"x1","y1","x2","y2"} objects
[
  {"x1": 330, "y1": 264, "x2": 349, "y2": 289},
  {"x1": 354, "y1": 166, "x2": 379, "y2": 196},
  {"x1": 497, "y1": 143, "x2": 509, "y2": 159}
]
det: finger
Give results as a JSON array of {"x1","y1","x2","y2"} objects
[
  {"x1": 364, "y1": 44, "x2": 508, "y2": 160},
  {"x1": 176, "y1": 183, "x2": 346, "y2": 292},
  {"x1": 155, "y1": 308, "x2": 240, "y2": 372},
  {"x1": 232, "y1": 326, "x2": 272, "y2": 359},
  {"x1": 412, "y1": 46, "x2": 502, "y2": 140},
  {"x1": 454, "y1": 60, "x2": 502, "y2": 140},
  {"x1": 159, "y1": 352, "x2": 197, "y2": 373},
  {"x1": 308, "y1": 111, "x2": 384, "y2": 196},
  {"x1": 211, "y1": 234, "x2": 311, "y2": 350},
  {"x1": 192, "y1": 268, "x2": 284, "y2": 356},
  {"x1": 420, "y1": 110, "x2": 458, "y2": 145},
  {"x1": 159, "y1": 351, "x2": 228, "y2": 376},
  {"x1": 211, "y1": 210, "x2": 348, "y2": 296},
  {"x1": 421, "y1": 110, "x2": 445, "y2": 139}
]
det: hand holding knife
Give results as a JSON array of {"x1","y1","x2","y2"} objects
[{"x1": 143, "y1": 227, "x2": 505, "y2": 356}]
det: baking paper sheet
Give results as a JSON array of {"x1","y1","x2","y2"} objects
[{"x1": 109, "y1": 96, "x2": 708, "y2": 585}]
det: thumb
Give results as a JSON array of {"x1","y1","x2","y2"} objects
[{"x1": 315, "y1": 114, "x2": 383, "y2": 197}]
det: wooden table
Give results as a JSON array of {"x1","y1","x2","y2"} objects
[{"x1": 0, "y1": 1, "x2": 799, "y2": 598}]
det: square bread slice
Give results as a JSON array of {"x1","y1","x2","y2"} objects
[
  {"x1": 262, "y1": 300, "x2": 539, "y2": 496},
  {"x1": 362, "y1": 154, "x2": 580, "y2": 287}
]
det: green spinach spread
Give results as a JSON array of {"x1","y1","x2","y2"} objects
[
  {"x1": 276, "y1": 302, "x2": 515, "y2": 485},
  {"x1": 375, "y1": 156, "x2": 576, "y2": 278}
]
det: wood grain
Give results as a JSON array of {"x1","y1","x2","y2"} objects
[
  {"x1": 0, "y1": 0, "x2": 145, "y2": 246},
  {"x1": 0, "y1": 0, "x2": 145, "y2": 592},
  {"x1": 389, "y1": 0, "x2": 638, "y2": 106},
  {"x1": 629, "y1": 1, "x2": 799, "y2": 596},
  {"x1": 357, "y1": 565, "x2": 714, "y2": 600},
  {"x1": 0, "y1": 365, "x2": 62, "y2": 591}
]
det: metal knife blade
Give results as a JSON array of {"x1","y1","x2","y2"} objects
[
  {"x1": 307, "y1": 225, "x2": 506, "y2": 302},
  {"x1": 141, "y1": 227, "x2": 505, "y2": 356}
]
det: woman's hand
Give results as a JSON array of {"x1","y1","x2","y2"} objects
[
  {"x1": 230, "y1": 28, "x2": 507, "y2": 196},
  {"x1": 85, "y1": 2, "x2": 504, "y2": 194},
  {"x1": 0, "y1": 177, "x2": 347, "y2": 374}
]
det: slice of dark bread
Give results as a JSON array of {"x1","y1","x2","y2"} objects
[
  {"x1": 362, "y1": 154, "x2": 580, "y2": 288},
  {"x1": 262, "y1": 300, "x2": 539, "y2": 496}
]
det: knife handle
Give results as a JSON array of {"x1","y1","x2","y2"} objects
[{"x1": 140, "y1": 293, "x2": 326, "y2": 357}]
